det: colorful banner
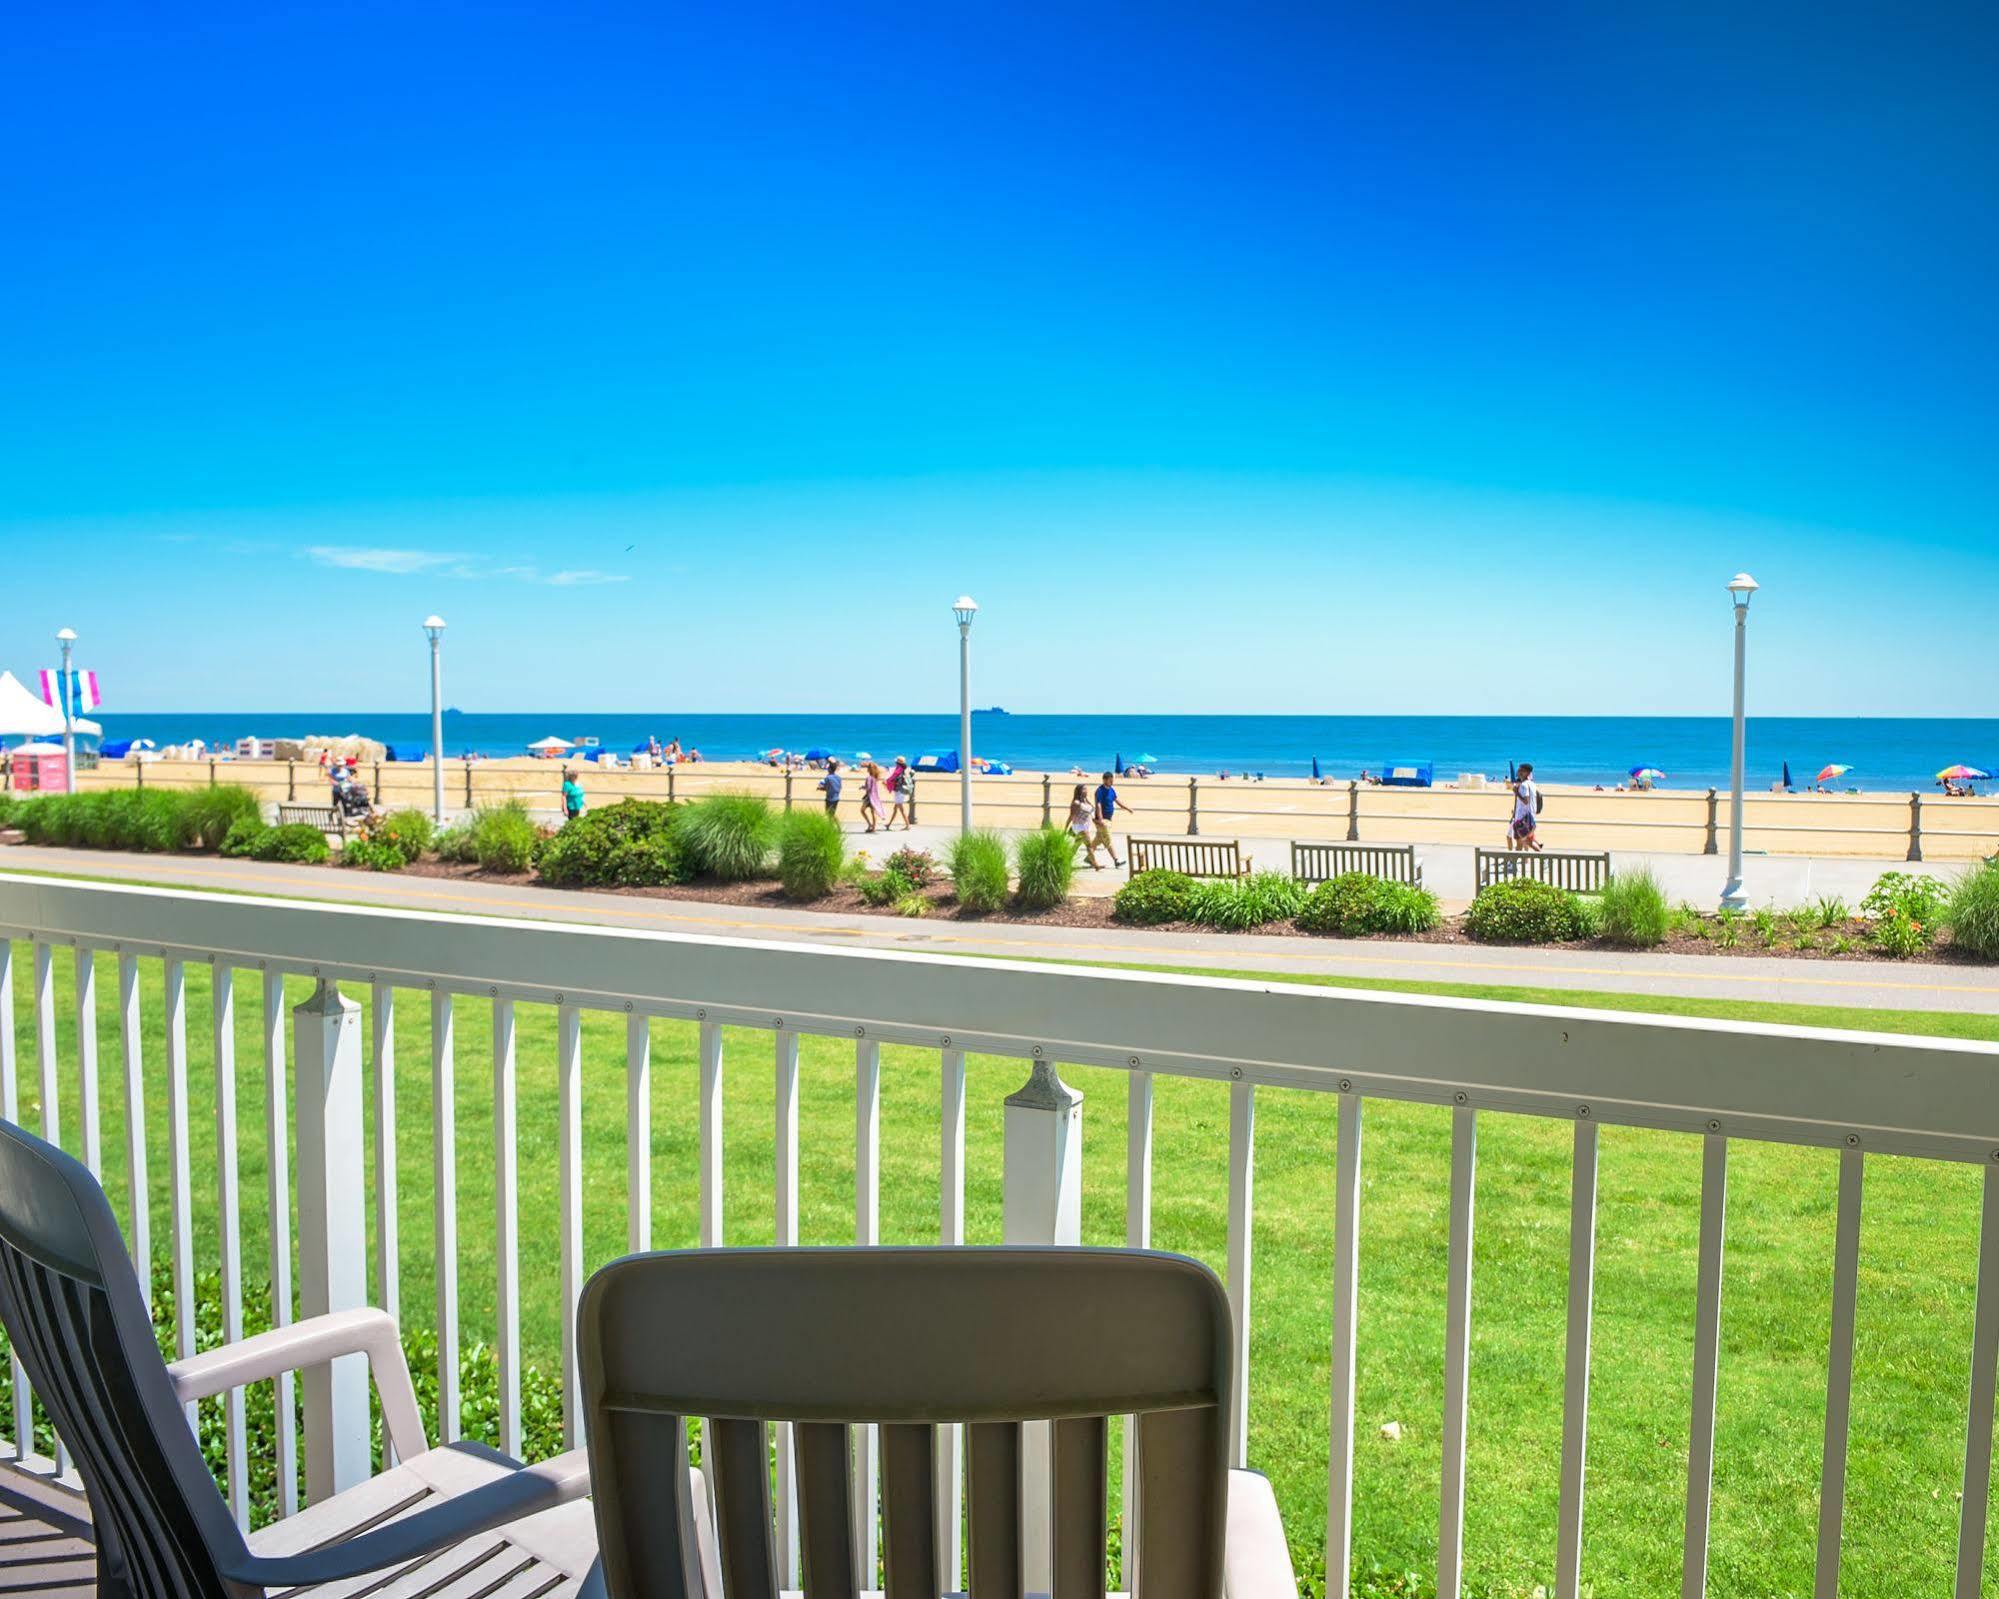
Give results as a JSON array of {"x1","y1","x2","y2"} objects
[{"x1": 38, "y1": 668, "x2": 101, "y2": 715}]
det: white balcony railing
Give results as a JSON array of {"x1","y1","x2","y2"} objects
[{"x1": 1, "y1": 873, "x2": 1996, "y2": 1597}]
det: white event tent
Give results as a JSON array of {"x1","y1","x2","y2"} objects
[{"x1": 0, "y1": 670, "x2": 101, "y2": 739}]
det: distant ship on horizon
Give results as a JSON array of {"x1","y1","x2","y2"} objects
[{"x1": 974, "y1": 705, "x2": 1009, "y2": 715}]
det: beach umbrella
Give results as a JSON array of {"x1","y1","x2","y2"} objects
[
  {"x1": 1629, "y1": 765, "x2": 1665, "y2": 782},
  {"x1": 1115, "y1": 752, "x2": 1125, "y2": 774},
  {"x1": 1311, "y1": 756, "x2": 1322, "y2": 780},
  {"x1": 1781, "y1": 760, "x2": 1793, "y2": 790},
  {"x1": 1136, "y1": 752, "x2": 1157, "y2": 765},
  {"x1": 1937, "y1": 764, "x2": 1990, "y2": 782},
  {"x1": 1817, "y1": 763, "x2": 1851, "y2": 784},
  {"x1": 804, "y1": 747, "x2": 832, "y2": 762},
  {"x1": 528, "y1": 736, "x2": 572, "y2": 752}
]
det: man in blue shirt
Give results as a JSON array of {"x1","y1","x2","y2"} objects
[
  {"x1": 1092, "y1": 771, "x2": 1127, "y2": 869},
  {"x1": 818, "y1": 758, "x2": 844, "y2": 816}
]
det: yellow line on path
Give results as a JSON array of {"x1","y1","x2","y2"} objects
[{"x1": 13, "y1": 856, "x2": 1999, "y2": 1001}]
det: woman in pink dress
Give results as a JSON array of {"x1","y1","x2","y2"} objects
[{"x1": 861, "y1": 762, "x2": 887, "y2": 833}]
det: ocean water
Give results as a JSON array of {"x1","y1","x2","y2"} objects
[{"x1": 92, "y1": 713, "x2": 1999, "y2": 793}]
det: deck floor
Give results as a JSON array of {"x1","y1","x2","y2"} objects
[{"x1": 0, "y1": 1494, "x2": 93, "y2": 1598}]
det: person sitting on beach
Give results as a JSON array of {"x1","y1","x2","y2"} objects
[{"x1": 1508, "y1": 762, "x2": 1543, "y2": 852}]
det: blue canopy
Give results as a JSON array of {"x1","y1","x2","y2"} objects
[
  {"x1": 384, "y1": 743, "x2": 427, "y2": 762},
  {"x1": 985, "y1": 760, "x2": 1014, "y2": 775},
  {"x1": 915, "y1": 751, "x2": 959, "y2": 772},
  {"x1": 804, "y1": 747, "x2": 833, "y2": 761},
  {"x1": 1378, "y1": 761, "x2": 1434, "y2": 788}
]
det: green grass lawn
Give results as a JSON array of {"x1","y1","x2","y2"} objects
[{"x1": 4, "y1": 940, "x2": 1996, "y2": 1598}]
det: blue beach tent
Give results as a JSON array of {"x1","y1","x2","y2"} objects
[
  {"x1": 1378, "y1": 761, "x2": 1435, "y2": 788},
  {"x1": 383, "y1": 743, "x2": 426, "y2": 762},
  {"x1": 915, "y1": 751, "x2": 960, "y2": 773}
]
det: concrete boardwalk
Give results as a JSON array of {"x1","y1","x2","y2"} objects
[{"x1": 6, "y1": 845, "x2": 1997, "y2": 1017}]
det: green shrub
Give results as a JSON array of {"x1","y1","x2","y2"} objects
[
  {"x1": 536, "y1": 800, "x2": 689, "y2": 887},
  {"x1": 250, "y1": 823, "x2": 331, "y2": 864},
  {"x1": 184, "y1": 785, "x2": 263, "y2": 851},
  {"x1": 1945, "y1": 862, "x2": 1999, "y2": 960},
  {"x1": 376, "y1": 809, "x2": 436, "y2": 864},
  {"x1": 777, "y1": 809, "x2": 846, "y2": 900},
  {"x1": 1114, "y1": 870, "x2": 1199, "y2": 925},
  {"x1": 1296, "y1": 872, "x2": 1439, "y2": 936},
  {"x1": 946, "y1": 830, "x2": 1010, "y2": 912},
  {"x1": 1862, "y1": 870, "x2": 1948, "y2": 924},
  {"x1": 884, "y1": 847, "x2": 937, "y2": 887},
  {"x1": 857, "y1": 868, "x2": 913, "y2": 907},
  {"x1": 1013, "y1": 827, "x2": 1078, "y2": 910},
  {"x1": 1871, "y1": 907, "x2": 1929, "y2": 958},
  {"x1": 677, "y1": 794, "x2": 779, "y2": 880},
  {"x1": 1188, "y1": 872, "x2": 1306, "y2": 931},
  {"x1": 1598, "y1": 869, "x2": 1669, "y2": 948},
  {"x1": 894, "y1": 894, "x2": 930, "y2": 918},
  {"x1": 469, "y1": 802, "x2": 539, "y2": 873},
  {"x1": 1465, "y1": 878, "x2": 1588, "y2": 943},
  {"x1": 434, "y1": 821, "x2": 477, "y2": 863},
  {"x1": 339, "y1": 836, "x2": 407, "y2": 871},
  {"x1": 219, "y1": 816, "x2": 267, "y2": 858}
]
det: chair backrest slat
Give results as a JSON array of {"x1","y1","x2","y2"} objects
[
  {"x1": 579, "y1": 1247, "x2": 1231, "y2": 1599},
  {"x1": 795, "y1": 1421, "x2": 859, "y2": 1599},
  {"x1": 967, "y1": 1420, "x2": 1023, "y2": 1599},
  {"x1": 1051, "y1": 1415, "x2": 1108, "y2": 1599},
  {"x1": 879, "y1": 1423, "x2": 939, "y2": 1599}
]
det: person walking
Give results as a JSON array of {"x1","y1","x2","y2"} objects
[
  {"x1": 860, "y1": 761, "x2": 886, "y2": 833},
  {"x1": 1508, "y1": 762, "x2": 1542, "y2": 852},
  {"x1": 885, "y1": 756, "x2": 914, "y2": 830},
  {"x1": 818, "y1": 757, "x2": 844, "y2": 817},
  {"x1": 561, "y1": 767, "x2": 586, "y2": 822},
  {"x1": 1067, "y1": 782, "x2": 1102, "y2": 868},
  {"x1": 1091, "y1": 769, "x2": 1127, "y2": 868}
]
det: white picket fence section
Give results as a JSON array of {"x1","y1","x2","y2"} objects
[{"x1": 0, "y1": 873, "x2": 1997, "y2": 1599}]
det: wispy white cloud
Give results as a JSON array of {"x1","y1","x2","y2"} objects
[
  {"x1": 544, "y1": 569, "x2": 631, "y2": 586},
  {"x1": 307, "y1": 545, "x2": 463, "y2": 575}
]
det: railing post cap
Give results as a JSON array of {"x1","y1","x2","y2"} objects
[
  {"x1": 1005, "y1": 1058, "x2": 1083, "y2": 1112},
  {"x1": 298, "y1": 976, "x2": 358, "y2": 1017}
]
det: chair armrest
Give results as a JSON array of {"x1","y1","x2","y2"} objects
[
  {"x1": 1225, "y1": 1468, "x2": 1298, "y2": 1599},
  {"x1": 222, "y1": 1447, "x2": 590, "y2": 1588},
  {"x1": 166, "y1": 1307, "x2": 426, "y2": 1462}
]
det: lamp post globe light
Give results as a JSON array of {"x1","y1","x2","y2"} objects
[
  {"x1": 953, "y1": 596, "x2": 978, "y2": 833},
  {"x1": 56, "y1": 627, "x2": 78, "y2": 793},
  {"x1": 423, "y1": 616, "x2": 447, "y2": 823},
  {"x1": 1720, "y1": 574, "x2": 1758, "y2": 910}
]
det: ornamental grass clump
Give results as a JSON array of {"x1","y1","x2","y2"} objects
[
  {"x1": 1188, "y1": 872, "x2": 1305, "y2": 931},
  {"x1": 1012, "y1": 826, "x2": 1078, "y2": 910},
  {"x1": 1464, "y1": 877, "x2": 1588, "y2": 944},
  {"x1": 184, "y1": 785, "x2": 263, "y2": 851},
  {"x1": 376, "y1": 808, "x2": 436, "y2": 864},
  {"x1": 676, "y1": 794, "x2": 779, "y2": 881},
  {"x1": 945, "y1": 830, "x2": 1010, "y2": 913},
  {"x1": 537, "y1": 800, "x2": 688, "y2": 887},
  {"x1": 1295, "y1": 872, "x2": 1439, "y2": 936},
  {"x1": 777, "y1": 809, "x2": 846, "y2": 901},
  {"x1": 1597, "y1": 868, "x2": 1670, "y2": 948},
  {"x1": 1944, "y1": 862, "x2": 1999, "y2": 961},
  {"x1": 468, "y1": 801, "x2": 539, "y2": 874},
  {"x1": 1113, "y1": 869, "x2": 1199, "y2": 925}
]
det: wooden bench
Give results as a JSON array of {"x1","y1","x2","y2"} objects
[
  {"x1": 1128, "y1": 837, "x2": 1250, "y2": 879},
  {"x1": 1291, "y1": 840, "x2": 1423, "y2": 887},
  {"x1": 277, "y1": 802, "x2": 351, "y2": 839},
  {"x1": 1474, "y1": 847, "x2": 1612, "y2": 895}
]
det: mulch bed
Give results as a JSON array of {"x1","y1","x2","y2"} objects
[{"x1": 388, "y1": 860, "x2": 1990, "y2": 964}]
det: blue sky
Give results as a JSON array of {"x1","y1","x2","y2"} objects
[{"x1": 3, "y1": 1, "x2": 1993, "y2": 715}]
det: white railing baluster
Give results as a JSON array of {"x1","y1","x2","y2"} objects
[
  {"x1": 1227, "y1": 1079, "x2": 1256, "y2": 1469},
  {"x1": 73, "y1": 947, "x2": 100, "y2": 1176},
  {"x1": 262, "y1": 968, "x2": 298, "y2": 1518},
  {"x1": 1815, "y1": 1147, "x2": 1863, "y2": 1599},
  {"x1": 431, "y1": 990, "x2": 460, "y2": 1443},
  {"x1": 370, "y1": 981, "x2": 399, "y2": 1370},
  {"x1": 698, "y1": 1020, "x2": 723, "y2": 1248},
  {"x1": 1955, "y1": 1162, "x2": 1999, "y2": 1599},
  {"x1": 0, "y1": 941, "x2": 29, "y2": 1462},
  {"x1": 938, "y1": 1046, "x2": 967, "y2": 1590},
  {"x1": 626, "y1": 1011, "x2": 650, "y2": 1253},
  {"x1": 1555, "y1": 1117, "x2": 1600, "y2": 1599},
  {"x1": 1439, "y1": 1105, "x2": 1478, "y2": 1599},
  {"x1": 492, "y1": 996, "x2": 521, "y2": 1459},
  {"x1": 119, "y1": 954, "x2": 150, "y2": 1297},
  {"x1": 211, "y1": 960, "x2": 247, "y2": 1528},
  {"x1": 1326, "y1": 1091, "x2": 1364, "y2": 1599},
  {"x1": 33, "y1": 942, "x2": 57, "y2": 1153},
  {"x1": 1682, "y1": 1133, "x2": 1729, "y2": 1599},
  {"x1": 774, "y1": 1030, "x2": 800, "y2": 1588},
  {"x1": 164, "y1": 957, "x2": 196, "y2": 1425},
  {"x1": 1124, "y1": 1068, "x2": 1155, "y2": 1587},
  {"x1": 557, "y1": 1002, "x2": 585, "y2": 1450},
  {"x1": 853, "y1": 1039, "x2": 881, "y2": 1584}
]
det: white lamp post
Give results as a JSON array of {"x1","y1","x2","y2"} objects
[
  {"x1": 423, "y1": 616, "x2": 447, "y2": 823},
  {"x1": 1721, "y1": 574, "x2": 1758, "y2": 910},
  {"x1": 953, "y1": 596, "x2": 978, "y2": 833},
  {"x1": 55, "y1": 627, "x2": 78, "y2": 793}
]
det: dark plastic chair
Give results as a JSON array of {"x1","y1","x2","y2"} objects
[
  {"x1": 0, "y1": 1116, "x2": 596, "y2": 1596},
  {"x1": 578, "y1": 1246, "x2": 1296, "y2": 1599}
]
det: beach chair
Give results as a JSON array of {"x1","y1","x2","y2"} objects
[
  {"x1": 576, "y1": 1245, "x2": 1298, "y2": 1599},
  {"x1": 0, "y1": 1117, "x2": 598, "y2": 1597}
]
